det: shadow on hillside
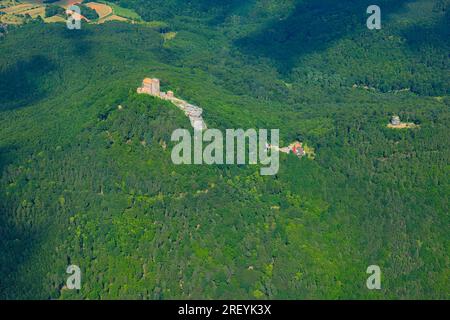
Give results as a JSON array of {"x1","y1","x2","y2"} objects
[
  {"x1": 234, "y1": 0, "x2": 413, "y2": 73},
  {"x1": 134, "y1": 0, "x2": 243, "y2": 21},
  {"x1": 0, "y1": 145, "x2": 17, "y2": 172},
  {"x1": 0, "y1": 145, "x2": 36, "y2": 299},
  {"x1": 0, "y1": 218, "x2": 42, "y2": 299},
  {"x1": 61, "y1": 28, "x2": 94, "y2": 57},
  {"x1": 400, "y1": 9, "x2": 450, "y2": 95},
  {"x1": 401, "y1": 10, "x2": 450, "y2": 50},
  {"x1": 0, "y1": 55, "x2": 56, "y2": 111},
  {"x1": 0, "y1": 144, "x2": 67, "y2": 299}
]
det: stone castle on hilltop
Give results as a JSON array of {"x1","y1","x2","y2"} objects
[
  {"x1": 137, "y1": 78, "x2": 206, "y2": 131},
  {"x1": 137, "y1": 78, "x2": 161, "y2": 96}
]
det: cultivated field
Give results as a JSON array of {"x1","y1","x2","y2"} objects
[
  {"x1": 1, "y1": 3, "x2": 34, "y2": 13},
  {"x1": 22, "y1": 6, "x2": 44, "y2": 17},
  {"x1": 85, "y1": 1, "x2": 138, "y2": 24},
  {"x1": 0, "y1": 0, "x2": 140, "y2": 25},
  {"x1": 54, "y1": 0, "x2": 84, "y2": 8},
  {"x1": 44, "y1": 15, "x2": 65, "y2": 23},
  {"x1": 20, "y1": 0, "x2": 84, "y2": 7},
  {"x1": 85, "y1": 2, "x2": 111, "y2": 18},
  {"x1": 20, "y1": 0, "x2": 44, "y2": 4},
  {"x1": 100, "y1": 0, "x2": 141, "y2": 20},
  {"x1": 99, "y1": 13, "x2": 126, "y2": 23},
  {"x1": 0, "y1": 1, "x2": 45, "y2": 23}
]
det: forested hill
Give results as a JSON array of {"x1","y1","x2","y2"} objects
[{"x1": 0, "y1": 0, "x2": 448, "y2": 299}]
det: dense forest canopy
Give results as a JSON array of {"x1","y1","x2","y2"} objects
[{"x1": 0, "y1": 0, "x2": 448, "y2": 299}]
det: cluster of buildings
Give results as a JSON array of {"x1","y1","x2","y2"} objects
[
  {"x1": 137, "y1": 78, "x2": 207, "y2": 131},
  {"x1": 290, "y1": 142, "x2": 306, "y2": 157},
  {"x1": 268, "y1": 141, "x2": 306, "y2": 158}
]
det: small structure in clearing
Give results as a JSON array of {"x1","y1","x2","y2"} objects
[
  {"x1": 137, "y1": 78, "x2": 207, "y2": 131},
  {"x1": 391, "y1": 115, "x2": 401, "y2": 126},
  {"x1": 387, "y1": 115, "x2": 418, "y2": 129}
]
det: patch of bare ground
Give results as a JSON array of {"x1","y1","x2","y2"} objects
[{"x1": 387, "y1": 123, "x2": 418, "y2": 129}]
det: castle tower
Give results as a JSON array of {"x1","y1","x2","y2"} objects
[
  {"x1": 391, "y1": 115, "x2": 401, "y2": 126},
  {"x1": 151, "y1": 78, "x2": 160, "y2": 96},
  {"x1": 141, "y1": 78, "x2": 160, "y2": 96}
]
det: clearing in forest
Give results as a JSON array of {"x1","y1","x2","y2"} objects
[{"x1": 387, "y1": 122, "x2": 418, "y2": 129}]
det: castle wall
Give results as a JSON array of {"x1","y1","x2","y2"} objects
[{"x1": 137, "y1": 78, "x2": 207, "y2": 130}]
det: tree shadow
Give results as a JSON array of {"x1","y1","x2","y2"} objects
[
  {"x1": 0, "y1": 144, "x2": 67, "y2": 299},
  {"x1": 234, "y1": 0, "x2": 414, "y2": 73},
  {"x1": 0, "y1": 217, "x2": 41, "y2": 299},
  {"x1": 0, "y1": 55, "x2": 56, "y2": 111},
  {"x1": 61, "y1": 27, "x2": 94, "y2": 57},
  {"x1": 133, "y1": 0, "x2": 243, "y2": 21},
  {"x1": 399, "y1": 9, "x2": 450, "y2": 95},
  {"x1": 0, "y1": 145, "x2": 39, "y2": 299},
  {"x1": 401, "y1": 9, "x2": 450, "y2": 50}
]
